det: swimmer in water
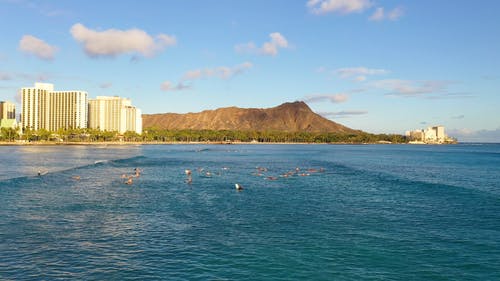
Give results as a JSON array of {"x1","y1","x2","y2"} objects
[
  {"x1": 72, "y1": 176, "x2": 81, "y2": 180},
  {"x1": 185, "y1": 169, "x2": 193, "y2": 184},
  {"x1": 125, "y1": 176, "x2": 133, "y2": 185},
  {"x1": 134, "y1": 168, "x2": 141, "y2": 178},
  {"x1": 235, "y1": 183, "x2": 243, "y2": 191}
]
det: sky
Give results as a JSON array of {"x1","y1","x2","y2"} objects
[{"x1": 0, "y1": 0, "x2": 499, "y2": 142}]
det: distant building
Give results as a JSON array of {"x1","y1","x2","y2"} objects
[
  {"x1": 0, "y1": 101, "x2": 16, "y2": 119},
  {"x1": 124, "y1": 105, "x2": 142, "y2": 135},
  {"x1": 406, "y1": 125, "x2": 449, "y2": 144},
  {"x1": 88, "y1": 96, "x2": 142, "y2": 134},
  {"x1": 0, "y1": 118, "x2": 17, "y2": 129},
  {"x1": 21, "y1": 83, "x2": 88, "y2": 131}
]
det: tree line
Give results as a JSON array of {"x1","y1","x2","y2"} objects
[{"x1": 1, "y1": 127, "x2": 408, "y2": 144}]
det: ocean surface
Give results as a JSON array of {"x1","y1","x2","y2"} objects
[{"x1": 0, "y1": 144, "x2": 499, "y2": 280}]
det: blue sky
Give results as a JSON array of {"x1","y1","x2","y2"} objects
[{"x1": 1, "y1": 0, "x2": 499, "y2": 141}]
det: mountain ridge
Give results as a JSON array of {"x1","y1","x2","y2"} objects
[{"x1": 142, "y1": 101, "x2": 359, "y2": 133}]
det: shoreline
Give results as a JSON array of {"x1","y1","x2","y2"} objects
[{"x1": 0, "y1": 140, "x2": 457, "y2": 146}]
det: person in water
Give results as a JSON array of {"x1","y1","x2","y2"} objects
[{"x1": 125, "y1": 176, "x2": 133, "y2": 185}]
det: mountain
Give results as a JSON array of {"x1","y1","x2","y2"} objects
[{"x1": 142, "y1": 101, "x2": 358, "y2": 133}]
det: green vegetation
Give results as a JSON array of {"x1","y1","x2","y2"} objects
[
  {"x1": 0, "y1": 127, "x2": 408, "y2": 144},
  {"x1": 0, "y1": 127, "x2": 19, "y2": 141},
  {"x1": 140, "y1": 128, "x2": 408, "y2": 144}
]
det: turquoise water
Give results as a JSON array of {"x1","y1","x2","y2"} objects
[{"x1": 0, "y1": 144, "x2": 499, "y2": 280}]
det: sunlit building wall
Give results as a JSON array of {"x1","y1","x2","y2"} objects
[
  {"x1": 88, "y1": 96, "x2": 141, "y2": 134},
  {"x1": 0, "y1": 101, "x2": 16, "y2": 120},
  {"x1": 21, "y1": 83, "x2": 88, "y2": 131}
]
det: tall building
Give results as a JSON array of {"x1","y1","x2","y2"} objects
[
  {"x1": 88, "y1": 96, "x2": 142, "y2": 134},
  {"x1": 21, "y1": 83, "x2": 88, "y2": 131},
  {"x1": 125, "y1": 105, "x2": 142, "y2": 135},
  {"x1": 0, "y1": 101, "x2": 16, "y2": 120}
]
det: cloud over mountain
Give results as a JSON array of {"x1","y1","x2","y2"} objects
[
  {"x1": 335, "y1": 66, "x2": 387, "y2": 81},
  {"x1": 182, "y1": 62, "x2": 253, "y2": 81},
  {"x1": 304, "y1": 93, "x2": 349, "y2": 103}
]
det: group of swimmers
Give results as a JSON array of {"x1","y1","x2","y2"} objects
[
  {"x1": 253, "y1": 166, "x2": 325, "y2": 180},
  {"x1": 182, "y1": 165, "x2": 325, "y2": 191},
  {"x1": 122, "y1": 168, "x2": 141, "y2": 185}
]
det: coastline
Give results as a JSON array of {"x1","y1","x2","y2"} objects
[
  {"x1": 0, "y1": 141, "x2": 332, "y2": 146},
  {"x1": 0, "y1": 140, "x2": 456, "y2": 146}
]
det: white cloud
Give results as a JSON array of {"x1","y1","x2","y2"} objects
[
  {"x1": 181, "y1": 62, "x2": 253, "y2": 81},
  {"x1": 335, "y1": 66, "x2": 387, "y2": 81},
  {"x1": 19, "y1": 35, "x2": 58, "y2": 60},
  {"x1": 160, "y1": 81, "x2": 191, "y2": 92},
  {"x1": 307, "y1": 0, "x2": 372, "y2": 15},
  {"x1": 235, "y1": 32, "x2": 289, "y2": 56},
  {"x1": 372, "y1": 79, "x2": 453, "y2": 97},
  {"x1": 161, "y1": 62, "x2": 252, "y2": 92},
  {"x1": 447, "y1": 128, "x2": 500, "y2": 143},
  {"x1": 369, "y1": 6, "x2": 404, "y2": 21},
  {"x1": 319, "y1": 110, "x2": 368, "y2": 118},
  {"x1": 304, "y1": 93, "x2": 349, "y2": 103},
  {"x1": 70, "y1": 23, "x2": 176, "y2": 58}
]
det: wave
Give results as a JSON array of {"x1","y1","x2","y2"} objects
[{"x1": 0, "y1": 155, "x2": 147, "y2": 184}]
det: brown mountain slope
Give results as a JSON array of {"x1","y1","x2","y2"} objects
[{"x1": 142, "y1": 101, "x2": 358, "y2": 133}]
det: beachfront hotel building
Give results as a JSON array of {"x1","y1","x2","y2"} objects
[
  {"x1": 406, "y1": 125, "x2": 448, "y2": 144},
  {"x1": 0, "y1": 101, "x2": 16, "y2": 120},
  {"x1": 21, "y1": 83, "x2": 88, "y2": 131},
  {"x1": 88, "y1": 96, "x2": 142, "y2": 134}
]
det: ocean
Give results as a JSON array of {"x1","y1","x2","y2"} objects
[{"x1": 0, "y1": 144, "x2": 499, "y2": 280}]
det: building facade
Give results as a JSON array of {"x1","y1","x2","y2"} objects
[
  {"x1": 88, "y1": 96, "x2": 142, "y2": 134},
  {"x1": 0, "y1": 101, "x2": 16, "y2": 120},
  {"x1": 21, "y1": 83, "x2": 88, "y2": 131},
  {"x1": 406, "y1": 125, "x2": 448, "y2": 144}
]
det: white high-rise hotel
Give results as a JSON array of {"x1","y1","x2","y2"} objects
[
  {"x1": 22, "y1": 83, "x2": 88, "y2": 131},
  {"x1": 88, "y1": 96, "x2": 142, "y2": 134},
  {"x1": 21, "y1": 83, "x2": 142, "y2": 134}
]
